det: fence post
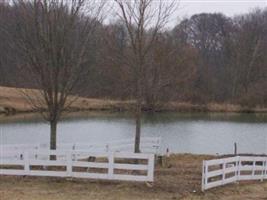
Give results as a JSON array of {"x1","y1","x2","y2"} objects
[
  {"x1": 147, "y1": 154, "x2": 154, "y2": 182},
  {"x1": 252, "y1": 157, "x2": 257, "y2": 181},
  {"x1": 202, "y1": 160, "x2": 206, "y2": 191},
  {"x1": 156, "y1": 137, "x2": 161, "y2": 155},
  {"x1": 234, "y1": 142, "x2": 237, "y2": 155},
  {"x1": 24, "y1": 151, "x2": 30, "y2": 175},
  {"x1": 235, "y1": 156, "x2": 239, "y2": 182},
  {"x1": 72, "y1": 145, "x2": 76, "y2": 161},
  {"x1": 222, "y1": 159, "x2": 226, "y2": 185},
  {"x1": 67, "y1": 151, "x2": 72, "y2": 177},
  {"x1": 261, "y1": 157, "x2": 267, "y2": 181},
  {"x1": 237, "y1": 156, "x2": 241, "y2": 181},
  {"x1": 108, "y1": 151, "x2": 114, "y2": 179},
  {"x1": 261, "y1": 158, "x2": 265, "y2": 182},
  {"x1": 34, "y1": 144, "x2": 39, "y2": 159},
  {"x1": 106, "y1": 144, "x2": 110, "y2": 152}
]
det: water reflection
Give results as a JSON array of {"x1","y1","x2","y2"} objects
[{"x1": 1, "y1": 112, "x2": 266, "y2": 155}]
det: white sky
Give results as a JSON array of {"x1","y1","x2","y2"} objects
[
  {"x1": 106, "y1": 0, "x2": 267, "y2": 27},
  {"x1": 171, "y1": 0, "x2": 267, "y2": 26},
  {"x1": 177, "y1": 0, "x2": 267, "y2": 17}
]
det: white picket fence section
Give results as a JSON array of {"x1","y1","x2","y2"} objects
[
  {"x1": 0, "y1": 137, "x2": 161, "y2": 159},
  {"x1": 202, "y1": 156, "x2": 267, "y2": 191},
  {"x1": 57, "y1": 137, "x2": 161, "y2": 153},
  {"x1": 0, "y1": 150, "x2": 154, "y2": 182}
]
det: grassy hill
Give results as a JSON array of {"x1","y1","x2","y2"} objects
[
  {"x1": 0, "y1": 86, "x2": 133, "y2": 115},
  {"x1": 1, "y1": 86, "x2": 267, "y2": 116}
]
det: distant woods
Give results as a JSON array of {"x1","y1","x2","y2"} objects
[
  {"x1": 0, "y1": 0, "x2": 105, "y2": 152},
  {"x1": 0, "y1": 2, "x2": 267, "y2": 108}
]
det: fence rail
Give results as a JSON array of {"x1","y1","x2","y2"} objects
[
  {"x1": 202, "y1": 156, "x2": 267, "y2": 191},
  {"x1": 0, "y1": 137, "x2": 161, "y2": 157},
  {"x1": 0, "y1": 150, "x2": 155, "y2": 182}
]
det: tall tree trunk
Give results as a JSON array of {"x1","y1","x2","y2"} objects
[
  {"x1": 134, "y1": 99, "x2": 141, "y2": 153},
  {"x1": 134, "y1": 67, "x2": 142, "y2": 153},
  {"x1": 50, "y1": 120, "x2": 57, "y2": 150},
  {"x1": 50, "y1": 120, "x2": 57, "y2": 160}
]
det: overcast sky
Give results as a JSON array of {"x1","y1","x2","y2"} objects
[
  {"x1": 163, "y1": 0, "x2": 265, "y2": 26},
  {"x1": 177, "y1": 0, "x2": 267, "y2": 18},
  {"x1": 107, "y1": 0, "x2": 267, "y2": 28}
]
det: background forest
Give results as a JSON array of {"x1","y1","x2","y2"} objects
[{"x1": 0, "y1": 2, "x2": 266, "y2": 110}]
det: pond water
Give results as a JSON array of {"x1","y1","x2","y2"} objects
[{"x1": 0, "y1": 112, "x2": 267, "y2": 155}]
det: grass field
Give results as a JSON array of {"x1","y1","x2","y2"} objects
[
  {"x1": 0, "y1": 86, "x2": 133, "y2": 114},
  {"x1": 0, "y1": 154, "x2": 267, "y2": 200},
  {"x1": 1, "y1": 86, "x2": 267, "y2": 116}
]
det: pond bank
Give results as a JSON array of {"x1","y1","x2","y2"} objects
[
  {"x1": 1, "y1": 104, "x2": 267, "y2": 124},
  {"x1": 1, "y1": 100, "x2": 267, "y2": 115},
  {"x1": 1, "y1": 86, "x2": 267, "y2": 118}
]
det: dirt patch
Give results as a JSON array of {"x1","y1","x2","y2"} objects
[{"x1": 0, "y1": 154, "x2": 266, "y2": 200}]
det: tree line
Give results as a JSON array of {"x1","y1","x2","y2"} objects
[
  {"x1": 1, "y1": 2, "x2": 266, "y2": 108},
  {"x1": 0, "y1": 0, "x2": 266, "y2": 153}
]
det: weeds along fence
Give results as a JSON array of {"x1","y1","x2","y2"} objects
[
  {"x1": 0, "y1": 150, "x2": 155, "y2": 182},
  {"x1": 202, "y1": 156, "x2": 267, "y2": 191}
]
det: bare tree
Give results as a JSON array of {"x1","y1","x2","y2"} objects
[
  {"x1": 113, "y1": 0, "x2": 177, "y2": 153},
  {"x1": 0, "y1": 1, "x2": 8, "y2": 85},
  {"x1": 144, "y1": 32, "x2": 198, "y2": 108},
  {"x1": 6, "y1": 0, "x2": 104, "y2": 152},
  {"x1": 174, "y1": 13, "x2": 234, "y2": 102}
]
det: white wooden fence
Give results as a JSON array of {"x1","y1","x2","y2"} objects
[
  {"x1": 57, "y1": 137, "x2": 161, "y2": 153},
  {"x1": 0, "y1": 137, "x2": 161, "y2": 156},
  {"x1": 0, "y1": 150, "x2": 154, "y2": 182},
  {"x1": 202, "y1": 156, "x2": 267, "y2": 191}
]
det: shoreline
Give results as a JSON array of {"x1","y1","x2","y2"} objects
[
  {"x1": 1, "y1": 99, "x2": 267, "y2": 114},
  {"x1": 1, "y1": 107, "x2": 267, "y2": 123},
  {"x1": 1, "y1": 103, "x2": 267, "y2": 123},
  {"x1": 2, "y1": 101, "x2": 267, "y2": 115},
  {"x1": 1, "y1": 86, "x2": 267, "y2": 119}
]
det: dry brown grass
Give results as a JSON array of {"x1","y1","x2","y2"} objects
[
  {"x1": 0, "y1": 86, "x2": 133, "y2": 114},
  {"x1": 0, "y1": 86, "x2": 33, "y2": 112},
  {"x1": 164, "y1": 102, "x2": 267, "y2": 113},
  {"x1": 1, "y1": 86, "x2": 267, "y2": 115},
  {"x1": 0, "y1": 154, "x2": 267, "y2": 200}
]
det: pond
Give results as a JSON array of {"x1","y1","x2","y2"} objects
[{"x1": 0, "y1": 112, "x2": 266, "y2": 155}]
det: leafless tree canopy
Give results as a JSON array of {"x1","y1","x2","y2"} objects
[
  {"x1": 0, "y1": 0, "x2": 267, "y2": 151},
  {"x1": 112, "y1": 0, "x2": 177, "y2": 152},
  {"x1": 0, "y1": 2, "x2": 267, "y2": 150},
  {"x1": 10, "y1": 0, "x2": 102, "y2": 119},
  {"x1": 1, "y1": 2, "x2": 266, "y2": 107},
  {"x1": 1, "y1": 0, "x2": 105, "y2": 150}
]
